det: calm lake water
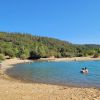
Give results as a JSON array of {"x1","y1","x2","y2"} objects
[{"x1": 6, "y1": 60, "x2": 100, "y2": 88}]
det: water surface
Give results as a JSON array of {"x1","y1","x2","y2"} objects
[{"x1": 6, "y1": 60, "x2": 100, "y2": 88}]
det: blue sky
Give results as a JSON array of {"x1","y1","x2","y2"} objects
[{"x1": 0, "y1": 0, "x2": 100, "y2": 44}]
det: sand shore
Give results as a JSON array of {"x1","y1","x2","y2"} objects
[
  {"x1": 40, "y1": 56, "x2": 100, "y2": 62},
  {"x1": 0, "y1": 58, "x2": 100, "y2": 100}
]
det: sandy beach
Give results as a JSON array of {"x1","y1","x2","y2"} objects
[
  {"x1": 0, "y1": 58, "x2": 100, "y2": 100},
  {"x1": 40, "y1": 56, "x2": 100, "y2": 62}
]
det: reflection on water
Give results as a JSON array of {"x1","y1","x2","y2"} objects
[{"x1": 6, "y1": 60, "x2": 100, "y2": 88}]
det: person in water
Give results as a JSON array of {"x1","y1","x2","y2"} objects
[
  {"x1": 81, "y1": 68, "x2": 85, "y2": 73},
  {"x1": 85, "y1": 67, "x2": 88, "y2": 73},
  {"x1": 81, "y1": 67, "x2": 88, "y2": 73}
]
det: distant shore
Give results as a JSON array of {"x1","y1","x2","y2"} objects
[
  {"x1": 40, "y1": 56, "x2": 100, "y2": 61},
  {"x1": 0, "y1": 58, "x2": 100, "y2": 100}
]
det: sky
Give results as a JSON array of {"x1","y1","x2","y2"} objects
[{"x1": 0, "y1": 0, "x2": 100, "y2": 44}]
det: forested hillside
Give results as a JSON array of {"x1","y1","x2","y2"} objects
[{"x1": 0, "y1": 32, "x2": 100, "y2": 60}]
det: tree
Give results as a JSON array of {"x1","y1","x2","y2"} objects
[
  {"x1": 20, "y1": 54, "x2": 27, "y2": 60},
  {"x1": 87, "y1": 50, "x2": 95, "y2": 56},
  {"x1": 5, "y1": 49, "x2": 15, "y2": 58},
  {"x1": 30, "y1": 51, "x2": 40, "y2": 59}
]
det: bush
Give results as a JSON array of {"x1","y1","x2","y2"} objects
[
  {"x1": 93, "y1": 53, "x2": 100, "y2": 58},
  {"x1": 5, "y1": 49, "x2": 15, "y2": 58},
  {"x1": 29, "y1": 51, "x2": 41, "y2": 59},
  {"x1": 0, "y1": 54, "x2": 5, "y2": 60},
  {"x1": 76, "y1": 53, "x2": 84, "y2": 57},
  {"x1": 20, "y1": 54, "x2": 27, "y2": 60},
  {"x1": 56, "y1": 53, "x2": 62, "y2": 58}
]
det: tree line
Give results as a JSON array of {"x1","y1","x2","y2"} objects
[{"x1": 0, "y1": 32, "x2": 100, "y2": 60}]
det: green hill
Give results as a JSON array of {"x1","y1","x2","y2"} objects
[{"x1": 0, "y1": 32, "x2": 100, "y2": 59}]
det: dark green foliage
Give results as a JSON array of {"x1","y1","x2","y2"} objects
[
  {"x1": 29, "y1": 51, "x2": 41, "y2": 59},
  {"x1": 5, "y1": 49, "x2": 15, "y2": 58},
  {"x1": 93, "y1": 53, "x2": 100, "y2": 58},
  {"x1": 0, "y1": 32, "x2": 100, "y2": 59}
]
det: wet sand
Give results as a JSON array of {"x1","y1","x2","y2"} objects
[{"x1": 0, "y1": 58, "x2": 100, "y2": 100}]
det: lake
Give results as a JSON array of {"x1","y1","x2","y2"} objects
[{"x1": 6, "y1": 60, "x2": 100, "y2": 88}]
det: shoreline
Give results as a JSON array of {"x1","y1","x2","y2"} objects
[
  {"x1": 0, "y1": 58, "x2": 33, "y2": 83},
  {"x1": 0, "y1": 58, "x2": 100, "y2": 100},
  {"x1": 40, "y1": 56, "x2": 100, "y2": 62}
]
